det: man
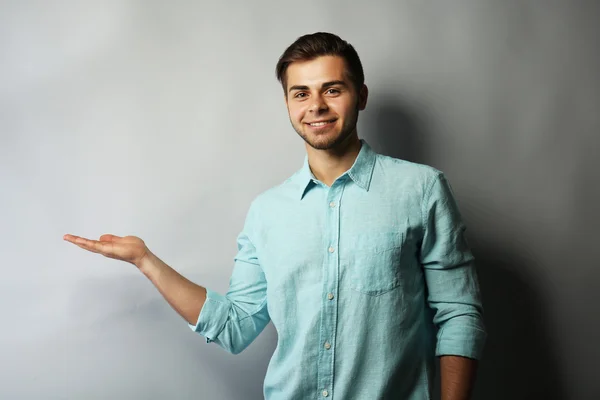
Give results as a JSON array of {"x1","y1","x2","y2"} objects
[{"x1": 65, "y1": 32, "x2": 486, "y2": 399}]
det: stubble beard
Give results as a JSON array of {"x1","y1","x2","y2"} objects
[{"x1": 291, "y1": 105, "x2": 360, "y2": 151}]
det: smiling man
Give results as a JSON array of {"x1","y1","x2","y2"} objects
[
  {"x1": 65, "y1": 32, "x2": 486, "y2": 399},
  {"x1": 285, "y1": 55, "x2": 366, "y2": 153}
]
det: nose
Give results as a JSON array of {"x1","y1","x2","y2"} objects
[{"x1": 309, "y1": 95, "x2": 328, "y2": 113}]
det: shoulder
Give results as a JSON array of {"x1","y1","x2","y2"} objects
[{"x1": 374, "y1": 153, "x2": 443, "y2": 188}]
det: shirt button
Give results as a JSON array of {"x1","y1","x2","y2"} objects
[
  {"x1": 324, "y1": 342, "x2": 331, "y2": 350},
  {"x1": 328, "y1": 246, "x2": 335, "y2": 253},
  {"x1": 327, "y1": 293, "x2": 334, "y2": 300},
  {"x1": 322, "y1": 390, "x2": 329, "y2": 397},
  {"x1": 329, "y1": 201, "x2": 336, "y2": 208}
]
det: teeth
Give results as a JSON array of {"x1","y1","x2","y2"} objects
[{"x1": 309, "y1": 120, "x2": 333, "y2": 126}]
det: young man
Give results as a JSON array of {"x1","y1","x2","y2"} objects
[{"x1": 65, "y1": 32, "x2": 486, "y2": 399}]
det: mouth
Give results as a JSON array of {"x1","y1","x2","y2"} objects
[{"x1": 304, "y1": 118, "x2": 337, "y2": 129}]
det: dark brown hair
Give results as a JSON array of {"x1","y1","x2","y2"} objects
[{"x1": 275, "y1": 32, "x2": 365, "y2": 94}]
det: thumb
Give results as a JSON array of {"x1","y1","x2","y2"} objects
[{"x1": 99, "y1": 234, "x2": 123, "y2": 242}]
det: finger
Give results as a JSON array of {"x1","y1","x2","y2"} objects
[
  {"x1": 67, "y1": 235, "x2": 106, "y2": 252},
  {"x1": 64, "y1": 234, "x2": 86, "y2": 243},
  {"x1": 72, "y1": 241, "x2": 104, "y2": 254},
  {"x1": 64, "y1": 234, "x2": 116, "y2": 243},
  {"x1": 99, "y1": 234, "x2": 122, "y2": 242}
]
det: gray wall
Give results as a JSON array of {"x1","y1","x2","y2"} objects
[{"x1": 1, "y1": 1, "x2": 598, "y2": 399}]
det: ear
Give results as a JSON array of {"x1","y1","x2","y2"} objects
[{"x1": 358, "y1": 84, "x2": 368, "y2": 111}]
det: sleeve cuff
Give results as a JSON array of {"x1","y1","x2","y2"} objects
[
  {"x1": 188, "y1": 288, "x2": 230, "y2": 344},
  {"x1": 435, "y1": 326, "x2": 487, "y2": 360}
]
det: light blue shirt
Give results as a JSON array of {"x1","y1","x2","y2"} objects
[{"x1": 190, "y1": 139, "x2": 486, "y2": 399}]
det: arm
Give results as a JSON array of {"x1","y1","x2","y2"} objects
[
  {"x1": 439, "y1": 355, "x2": 478, "y2": 400},
  {"x1": 186, "y1": 201, "x2": 270, "y2": 354},
  {"x1": 136, "y1": 231, "x2": 269, "y2": 354},
  {"x1": 64, "y1": 202, "x2": 269, "y2": 355},
  {"x1": 64, "y1": 233, "x2": 207, "y2": 326},
  {"x1": 419, "y1": 172, "x2": 487, "y2": 399},
  {"x1": 137, "y1": 250, "x2": 207, "y2": 325}
]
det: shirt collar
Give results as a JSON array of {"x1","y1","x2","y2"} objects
[{"x1": 296, "y1": 138, "x2": 377, "y2": 200}]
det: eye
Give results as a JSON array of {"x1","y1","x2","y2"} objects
[
  {"x1": 294, "y1": 92, "x2": 307, "y2": 99},
  {"x1": 325, "y1": 88, "x2": 340, "y2": 95}
]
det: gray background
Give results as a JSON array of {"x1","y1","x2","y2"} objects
[{"x1": 1, "y1": 1, "x2": 598, "y2": 399}]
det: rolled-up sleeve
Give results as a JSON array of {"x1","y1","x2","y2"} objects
[
  {"x1": 188, "y1": 201, "x2": 270, "y2": 355},
  {"x1": 420, "y1": 172, "x2": 487, "y2": 360}
]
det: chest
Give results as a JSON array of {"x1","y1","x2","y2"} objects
[{"x1": 256, "y1": 186, "x2": 424, "y2": 295}]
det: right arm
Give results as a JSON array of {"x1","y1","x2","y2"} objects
[
  {"x1": 136, "y1": 249, "x2": 207, "y2": 326},
  {"x1": 64, "y1": 203, "x2": 269, "y2": 354},
  {"x1": 63, "y1": 233, "x2": 207, "y2": 326}
]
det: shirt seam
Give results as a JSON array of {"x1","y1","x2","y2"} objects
[
  {"x1": 237, "y1": 296, "x2": 268, "y2": 322},
  {"x1": 421, "y1": 171, "x2": 442, "y2": 229}
]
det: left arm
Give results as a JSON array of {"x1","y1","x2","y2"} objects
[
  {"x1": 440, "y1": 355, "x2": 478, "y2": 400},
  {"x1": 419, "y1": 172, "x2": 487, "y2": 399}
]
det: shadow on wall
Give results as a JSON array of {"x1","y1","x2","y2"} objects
[{"x1": 362, "y1": 95, "x2": 566, "y2": 400}]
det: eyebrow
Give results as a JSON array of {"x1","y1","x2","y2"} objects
[{"x1": 288, "y1": 80, "x2": 347, "y2": 94}]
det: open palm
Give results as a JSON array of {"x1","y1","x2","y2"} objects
[{"x1": 63, "y1": 233, "x2": 149, "y2": 266}]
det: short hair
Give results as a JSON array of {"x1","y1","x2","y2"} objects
[{"x1": 275, "y1": 32, "x2": 365, "y2": 94}]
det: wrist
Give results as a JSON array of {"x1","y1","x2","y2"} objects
[{"x1": 135, "y1": 249, "x2": 155, "y2": 273}]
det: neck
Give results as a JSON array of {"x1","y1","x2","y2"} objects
[{"x1": 305, "y1": 133, "x2": 362, "y2": 187}]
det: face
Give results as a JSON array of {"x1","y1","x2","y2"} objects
[{"x1": 284, "y1": 55, "x2": 368, "y2": 151}]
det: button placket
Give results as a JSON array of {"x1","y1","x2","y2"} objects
[{"x1": 315, "y1": 182, "x2": 345, "y2": 400}]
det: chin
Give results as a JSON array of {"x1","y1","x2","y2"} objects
[
  {"x1": 305, "y1": 132, "x2": 346, "y2": 150},
  {"x1": 308, "y1": 141, "x2": 336, "y2": 150},
  {"x1": 293, "y1": 119, "x2": 354, "y2": 150}
]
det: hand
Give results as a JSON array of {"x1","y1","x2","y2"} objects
[{"x1": 63, "y1": 233, "x2": 150, "y2": 267}]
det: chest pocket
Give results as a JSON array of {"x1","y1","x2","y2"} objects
[{"x1": 343, "y1": 231, "x2": 405, "y2": 296}]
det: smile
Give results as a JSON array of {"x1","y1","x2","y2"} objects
[{"x1": 306, "y1": 119, "x2": 337, "y2": 127}]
